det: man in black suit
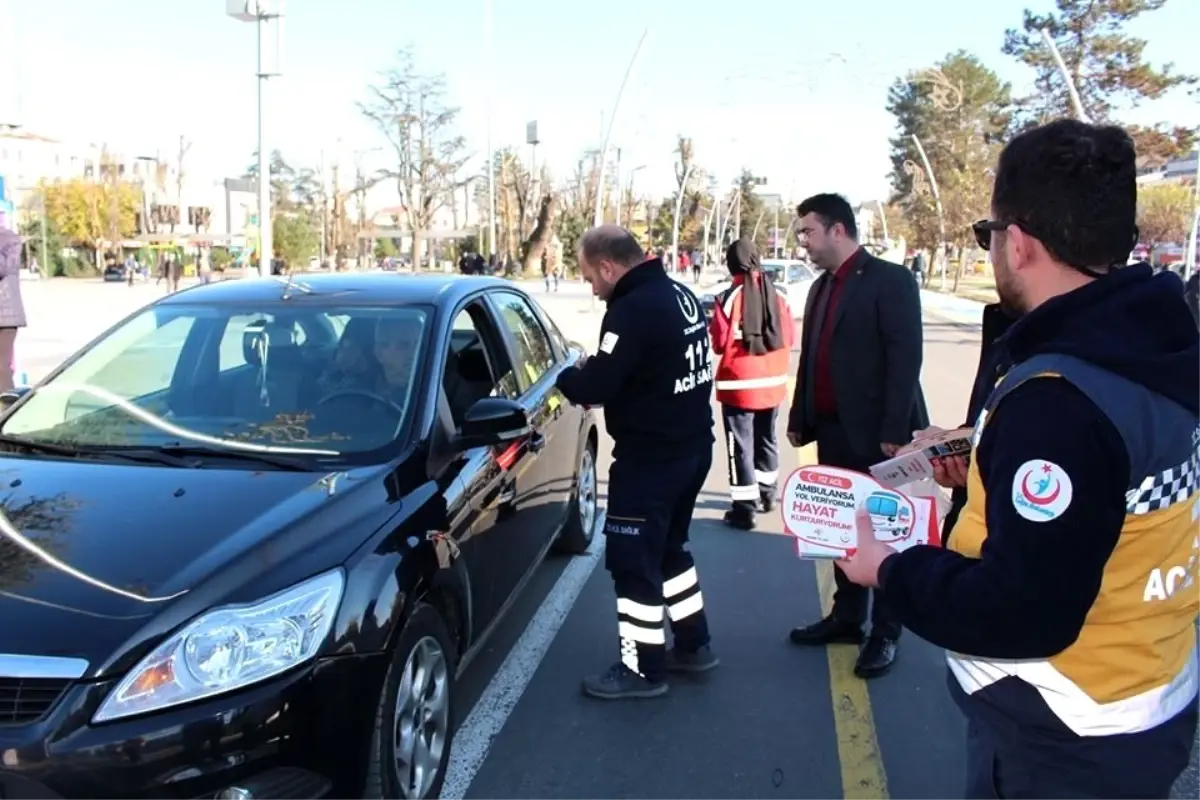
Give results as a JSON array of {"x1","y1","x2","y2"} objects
[{"x1": 786, "y1": 193, "x2": 928, "y2": 678}]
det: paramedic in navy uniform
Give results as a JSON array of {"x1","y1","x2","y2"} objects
[{"x1": 557, "y1": 225, "x2": 719, "y2": 700}]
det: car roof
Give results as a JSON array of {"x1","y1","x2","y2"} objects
[{"x1": 158, "y1": 273, "x2": 517, "y2": 308}]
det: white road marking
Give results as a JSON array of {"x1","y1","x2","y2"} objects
[{"x1": 441, "y1": 513, "x2": 608, "y2": 800}]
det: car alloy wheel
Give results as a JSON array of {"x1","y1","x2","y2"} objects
[
  {"x1": 393, "y1": 636, "x2": 450, "y2": 799},
  {"x1": 577, "y1": 446, "x2": 597, "y2": 536}
]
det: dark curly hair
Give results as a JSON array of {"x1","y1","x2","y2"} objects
[{"x1": 992, "y1": 119, "x2": 1138, "y2": 272}]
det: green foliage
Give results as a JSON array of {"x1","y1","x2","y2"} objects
[
  {"x1": 1136, "y1": 183, "x2": 1194, "y2": 248},
  {"x1": 375, "y1": 237, "x2": 399, "y2": 259},
  {"x1": 17, "y1": 213, "x2": 67, "y2": 275},
  {"x1": 40, "y1": 178, "x2": 141, "y2": 254},
  {"x1": 273, "y1": 212, "x2": 319, "y2": 265},
  {"x1": 210, "y1": 247, "x2": 234, "y2": 270},
  {"x1": 886, "y1": 51, "x2": 1014, "y2": 249},
  {"x1": 1002, "y1": 0, "x2": 1197, "y2": 125}
]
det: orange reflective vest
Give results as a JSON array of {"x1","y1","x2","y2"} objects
[{"x1": 710, "y1": 279, "x2": 793, "y2": 410}]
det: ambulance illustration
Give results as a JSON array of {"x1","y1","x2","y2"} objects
[{"x1": 864, "y1": 491, "x2": 914, "y2": 542}]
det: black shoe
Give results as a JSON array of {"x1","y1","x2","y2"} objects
[
  {"x1": 758, "y1": 491, "x2": 776, "y2": 514},
  {"x1": 723, "y1": 508, "x2": 756, "y2": 530},
  {"x1": 789, "y1": 616, "x2": 865, "y2": 646},
  {"x1": 854, "y1": 636, "x2": 898, "y2": 679},
  {"x1": 666, "y1": 645, "x2": 720, "y2": 674},
  {"x1": 580, "y1": 663, "x2": 668, "y2": 700}
]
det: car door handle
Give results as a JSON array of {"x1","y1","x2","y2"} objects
[{"x1": 529, "y1": 431, "x2": 547, "y2": 453}]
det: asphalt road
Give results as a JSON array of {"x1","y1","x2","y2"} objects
[
  {"x1": 14, "y1": 275, "x2": 1198, "y2": 799},
  {"x1": 460, "y1": 281, "x2": 1198, "y2": 800}
]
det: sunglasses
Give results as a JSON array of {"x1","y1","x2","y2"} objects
[
  {"x1": 971, "y1": 219, "x2": 1013, "y2": 251},
  {"x1": 971, "y1": 220, "x2": 1141, "y2": 258}
]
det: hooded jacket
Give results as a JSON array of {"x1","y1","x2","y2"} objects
[
  {"x1": 878, "y1": 264, "x2": 1199, "y2": 770},
  {"x1": 709, "y1": 242, "x2": 793, "y2": 410}
]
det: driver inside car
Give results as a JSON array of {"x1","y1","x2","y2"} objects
[{"x1": 372, "y1": 315, "x2": 424, "y2": 404}]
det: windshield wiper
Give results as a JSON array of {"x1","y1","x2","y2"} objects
[
  {"x1": 0, "y1": 433, "x2": 91, "y2": 458},
  {"x1": 153, "y1": 444, "x2": 315, "y2": 472},
  {"x1": 0, "y1": 435, "x2": 196, "y2": 467}
]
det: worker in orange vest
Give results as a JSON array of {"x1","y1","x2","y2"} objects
[{"x1": 709, "y1": 238, "x2": 794, "y2": 530}]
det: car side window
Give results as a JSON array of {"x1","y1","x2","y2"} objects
[
  {"x1": 493, "y1": 293, "x2": 557, "y2": 392},
  {"x1": 443, "y1": 303, "x2": 520, "y2": 426}
]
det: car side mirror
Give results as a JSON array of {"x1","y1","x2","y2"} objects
[
  {"x1": 455, "y1": 397, "x2": 530, "y2": 451},
  {"x1": 0, "y1": 386, "x2": 31, "y2": 412}
]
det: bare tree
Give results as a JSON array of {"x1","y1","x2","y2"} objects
[{"x1": 360, "y1": 47, "x2": 469, "y2": 268}]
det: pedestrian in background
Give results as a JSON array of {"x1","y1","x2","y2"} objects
[
  {"x1": 557, "y1": 225, "x2": 718, "y2": 700},
  {"x1": 0, "y1": 224, "x2": 28, "y2": 391},
  {"x1": 785, "y1": 192, "x2": 927, "y2": 679},
  {"x1": 710, "y1": 237, "x2": 793, "y2": 530},
  {"x1": 837, "y1": 119, "x2": 1199, "y2": 799}
]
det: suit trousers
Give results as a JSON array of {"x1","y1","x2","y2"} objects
[
  {"x1": 721, "y1": 405, "x2": 779, "y2": 513},
  {"x1": 604, "y1": 451, "x2": 713, "y2": 682},
  {"x1": 814, "y1": 416, "x2": 901, "y2": 639}
]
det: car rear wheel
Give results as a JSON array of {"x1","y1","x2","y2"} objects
[
  {"x1": 553, "y1": 436, "x2": 598, "y2": 555},
  {"x1": 364, "y1": 603, "x2": 456, "y2": 799}
]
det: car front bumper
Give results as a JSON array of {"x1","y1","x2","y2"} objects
[{"x1": 0, "y1": 654, "x2": 388, "y2": 799}]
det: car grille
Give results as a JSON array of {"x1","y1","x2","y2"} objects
[{"x1": 0, "y1": 677, "x2": 71, "y2": 725}]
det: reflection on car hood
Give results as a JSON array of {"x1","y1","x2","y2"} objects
[{"x1": 0, "y1": 455, "x2": 362, "y2": 665}]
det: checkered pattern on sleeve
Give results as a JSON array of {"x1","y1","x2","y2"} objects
[{"x1": 1126, "y1": 451, "x2": 1200, "y2": 515}]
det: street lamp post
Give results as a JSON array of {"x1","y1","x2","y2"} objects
[
  {"x1": 526, "y1": 120, "x2": 540, "y2": 212},
  {"x1": 911, "y1": 134, "x2": 947, "y2": 290},
  {"x1": 227, "y1": 0, "x2": 283, "y2": 278},
  {"x1": 619, "y1": 164, "x2": 646, "y2": 227},
  {"x1": 593, "y1": 29, "x2": 649, "y2": 227},
  {"x1": 1187, "y1": 144, "x2": 1200, "y2": 281},
  {"x1": 1040, "y1": 29, "x2": 1089, "y2": 123},
  {"x1": 484, "y1": 0, "x2": 497, "y2": 262},
  {"x1": 671, "y1": 164, "x2": 695, "y2": 270}
]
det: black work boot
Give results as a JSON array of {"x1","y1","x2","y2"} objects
[
  {"x1": 789, "y1": 615, "x2": 865, "y2": 646},
  {"x1": 580, "y1": 663, "x2": 668, "y2": 700},
  {"x1": 723, "y1": 505, "x2": 756, "y2": 531},
  {"x1": 759, "y1": 490, "x2": 776, "y2": 514},
  {"x1": 666, "y1": 645, "x2": 721, "y2": 674}
]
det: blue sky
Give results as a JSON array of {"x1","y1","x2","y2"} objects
[{"x1": 3, "y1": 0, "x2": 1198, "y2": 205}]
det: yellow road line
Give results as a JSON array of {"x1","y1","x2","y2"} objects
[{"x1": 795, "y1": 442, "x2": 891, "y2": 800}]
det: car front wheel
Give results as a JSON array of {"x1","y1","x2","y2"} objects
[{"x1": 364, "y1": 603, "x2": 457, "y2": 799}]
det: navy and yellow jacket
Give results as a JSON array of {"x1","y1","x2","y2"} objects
[{"x1": 879, "y1": 264, "x2": 1199, "y2": 745}]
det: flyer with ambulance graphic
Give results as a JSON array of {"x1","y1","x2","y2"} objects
[{"x1": 780, "y1": 465, "x2": 942, "y2": 560}]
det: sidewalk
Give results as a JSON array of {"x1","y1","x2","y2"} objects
[{"x1": 920, "y1": 289, "x2": 986, "y2": 326}]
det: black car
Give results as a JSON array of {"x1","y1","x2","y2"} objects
[{"x1": 0, "y1": 274, "x2": 599, "y2": 799}]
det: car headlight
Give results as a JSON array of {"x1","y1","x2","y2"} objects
[{"x1": 93, "y1": 569, "x2": 345, "y2": 723}]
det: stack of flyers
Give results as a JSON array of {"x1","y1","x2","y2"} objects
[
  {"x1": 780, "y1": 465, "x2": 942, "y2": 560},
  {"x1": 868, "y1": 426, "x2": 974, "y2": 490}
]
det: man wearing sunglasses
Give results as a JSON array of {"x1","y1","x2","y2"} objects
[{"x1": 837, "y1": 119, "x2": 1199, "y2": 798}]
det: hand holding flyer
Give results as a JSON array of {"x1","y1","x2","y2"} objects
[
  {"x1": 780, "y1": 465, "x2": 941, "y2": 560},
  {"x1": 868, "y1": 426, "x2": 974, "y2": 489}
]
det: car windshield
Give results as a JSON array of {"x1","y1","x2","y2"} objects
[
  {"x1": 0, "y1": 302, "x2": 430, "y2": 459},
  {"x1": 788, "y1": 264, "x2": 815, "y2": 282}
]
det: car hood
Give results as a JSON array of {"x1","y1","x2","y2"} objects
[{"x1": 0, "y1": 455, "x2": 374, "y2": 668}]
